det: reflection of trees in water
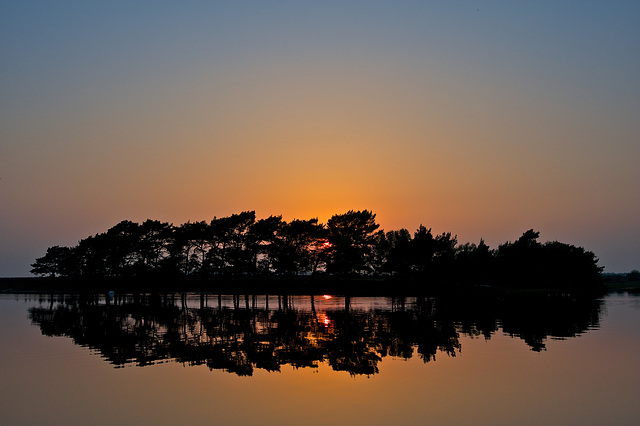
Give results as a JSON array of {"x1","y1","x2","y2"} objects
[
  {"x1": 498, "y1": 294, "x2": 603, "y2": 352},
  {"x1": 28, "y1": 293, "x2": 603, "y2": 376}
]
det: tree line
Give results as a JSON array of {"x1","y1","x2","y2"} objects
[{"x1": 31, "y1": 210, "x2": 603, "y2": 290}]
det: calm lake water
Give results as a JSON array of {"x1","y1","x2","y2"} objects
[{"x1": 1, "y1": 291, "x2": 639, "y2": 425}]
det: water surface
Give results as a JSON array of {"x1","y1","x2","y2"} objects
[{"x1": 1, "y1": 292, "x2": 639, "y2": 425}]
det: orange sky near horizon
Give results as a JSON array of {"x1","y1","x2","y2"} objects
[{"x1": 1, "y1": 2, "x2": 639, "y2": 275}]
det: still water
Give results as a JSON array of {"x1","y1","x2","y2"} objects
[{"x1": 1, "y1": 291, "x2": 639, "y2": 425}]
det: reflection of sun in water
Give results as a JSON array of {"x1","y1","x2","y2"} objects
[
  {"x1": 318, "y1": 313, "x2": 332, "y2": 328},
  {"x1": 315, "y1": 296, "x2": 335, "y2": 329}
]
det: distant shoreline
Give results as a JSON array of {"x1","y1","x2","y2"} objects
[
  {"x1": 0, "y1": 276, "x2": 452, "y2": 296},
  {"x1": 2, "y1": 276, "x2": 632, "y2": 295}
]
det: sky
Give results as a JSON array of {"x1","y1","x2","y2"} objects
[{"x1": 1, "y1": 1, "x2": 639, "y2": 276}]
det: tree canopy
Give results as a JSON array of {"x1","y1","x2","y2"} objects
[{"x1": 31, "y1": 211, "x2": 604, "y2": 291}]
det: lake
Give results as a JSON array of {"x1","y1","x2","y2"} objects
[{"x1": 1, "y1": 291, "x2": 639, "y2": 425}]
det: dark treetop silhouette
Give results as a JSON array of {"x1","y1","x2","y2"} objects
[{"x1": 31, "y1": 210, "x2": 604, "y2": 291}]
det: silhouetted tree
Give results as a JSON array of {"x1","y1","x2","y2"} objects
[
  {"x1": 246, "y1": 215, "x2": 284, "y2": 274},
  {"x1": 495, "y1": 229, "x2": 542, "y2": 286},
  {"x1": 208, "y1": 211, "x2": 256, "y2": 275},
  {"x1": 540, "y1": 241, "x2": 603, "y2": 289},
  {"x1": 104, "y1": 220, "x2": 142, "y2": 276},
  {"x1": 326, "y1": 210, "x2": 380, "y2": 276},
  {"x1": 274, "y1": 218, "x2": 327, "y2": 275},
  {"x1": 31, "y1": 245, "x2": 77, "y2": 277},
  {"x1": 376, "y1": 228, "x2": 413, "y2": 275},
  {"x1": 494, "y1": 230, "x2": 603, "y2": 291},
  {"x1": 177, "y1": 221, "x2": 211, "y2": 276},
  {"x1": 411, "y1": 226, "x2": 457, "y2": 280},
  {"x1": 432, "y1": 231, "x2": 457, "y2": 281},
  {"x1": 136, "y1": 219, "x2": 172, "y2": 273},
  {"x1": 455, "y1": 239, "x2": 493, "y2": 284},
  {"x1": 411, "y1": 225, "x2": 436, "y2": 276}
]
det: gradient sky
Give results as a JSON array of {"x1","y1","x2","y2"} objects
[{"x1": 1, "y1": 1, "x2": 639, "y2": 276}]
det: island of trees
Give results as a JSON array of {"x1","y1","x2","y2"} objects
[{"x1": 31, "y1": 210, "x2": 604, "y2": 292}]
